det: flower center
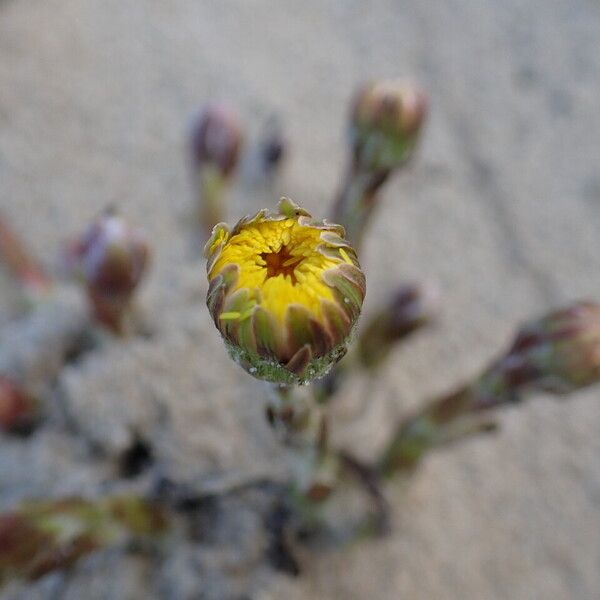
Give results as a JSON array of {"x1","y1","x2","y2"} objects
[{"x1": 260, "y1": 246, "x2": 303, "y2": 284}]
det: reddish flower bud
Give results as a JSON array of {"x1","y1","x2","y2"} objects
[
  {"x1": 190, "y1": 103, "x2": 243, "y2": 178},
  {"x1": 358, "y1": 282, "x2": 439, "y2": 369},
  {"x1": 72, "y1": 212, "x2": 150, "y2": 333},
  {"x1": 477, "y1": 301, "x2": 600, "y2": 403},
  {"x1": 0, "y1": 377, "x2": 38, "y2": 434}
]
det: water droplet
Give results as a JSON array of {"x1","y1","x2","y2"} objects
[{"x1": 344, "y1": 297, "x2": 350, "y2": 304}]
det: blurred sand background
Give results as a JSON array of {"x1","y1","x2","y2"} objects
[{"x1": 1, "y1": 0, "x2": 599, "y2": 598}]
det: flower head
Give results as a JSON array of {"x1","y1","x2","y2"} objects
[
  {"x1": 205, "y1": 198, "x2": 366, "y2": 384},
  {"x1": 350, "y1": 80, "x2": 428, "y2": 172}
]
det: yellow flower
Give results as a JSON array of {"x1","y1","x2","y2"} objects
[{"x1": 205, "y1": 198, "x2": 366, "y2": 384}]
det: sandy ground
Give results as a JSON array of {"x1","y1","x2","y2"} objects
[{"x1": 1, "y1": 0, "x2": 599, "y2": 598}]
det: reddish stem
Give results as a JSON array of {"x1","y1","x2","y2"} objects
[{"x1": 0, "y1": 215, "x2": 52, "y2": 295}]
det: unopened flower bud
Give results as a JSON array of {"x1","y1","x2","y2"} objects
[
  {"x1": 0, "y1": 377, "x2": 38, "y2": 434},
  {"x1": 262, "y1": 133, "x2": 286, "y2": 174},
  {"x1": 333, "y1": 81, "x2": 428, "y2": 250},
  {"x1": 358, "y1": 282, "x2": 439, "y2": 369},
  {"x1": 190, "y1": 104, "x2": 244, "y2": 237},
  {"x1": 351, "y1": 80, "x2": 428, "y2": 172},
  {"x1": 205, "y1": 198, "x2": 366, "y2": 384},
  {"x1": 190, "y1": 103, "x2": 243, "y2": 177},
  {"x1": 380, "y1": 301, "x2": 600, "y2": 477},
  {"x1": 259, "y1": 116, "x2": 287, "y2": 181},
  {"x1": 73, "y1": 212, "x2": 150, "y2": 333},
  {"x1": 477, "y1": 301, "x2": 600, "y2": 403}
]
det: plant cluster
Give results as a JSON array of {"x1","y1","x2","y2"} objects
[{"x1": 0, "y1": 80, "x2": 598, "y2": 590}]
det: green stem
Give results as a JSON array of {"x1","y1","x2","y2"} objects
[
  {"x1": 197, "y1": 165, "x2": 228, "y2": 240},
  {"x1": 331, "y1": 165, "x2": 389, "y2": 252},
  {"x1": 379, "y1": 386, "x2": 498, "y2": 477}
]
